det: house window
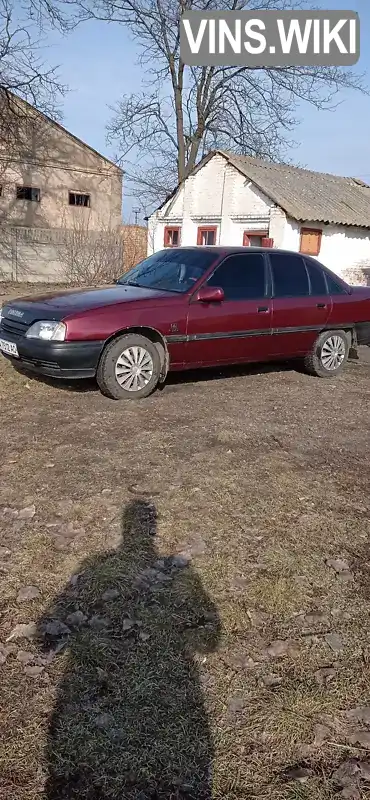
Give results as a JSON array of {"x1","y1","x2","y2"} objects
[
  {"x1": 197, "y1": 226, "x2": 217, "y2": 245},
  {"x1": 69, "y1": 192, "x2": 91, "y2": 207},
  {"x1": 16, "y1": 186, "x2": 40, "y2": 202},
  {"x1": 164, "y1": 226, "x2": 181, "y2": 247},
  {"x1": 243, "y1": 230, "x2": 268, "y2": 247},
  {"x1": 300, "y1": 227, "x2": 322, "y2": 256}
]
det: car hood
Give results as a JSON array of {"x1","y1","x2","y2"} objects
[{"x1": 1, "y1": 284, "x2": 180, "y2": 325}]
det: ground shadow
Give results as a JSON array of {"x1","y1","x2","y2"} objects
[
  {"x1": 13, "y1": 363, "x2": 97, "y2": 393},
  {"x1": 14, "y1": 358, "x2": 299, "y2": 395},
  {"x1": 14, "y1": 348, "x2": 369, "y2": 396},
  {"x1": 38, "y1": 499, "x2": 220, "y2": 799},
  {"x1": 162, "y1": 359, "x2": 299, "y2": 389}
]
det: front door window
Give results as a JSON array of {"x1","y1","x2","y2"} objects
[{"x1": 206, "y1": 253, "x2": 267, "y2": 300}]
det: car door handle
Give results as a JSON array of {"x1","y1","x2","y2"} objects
[
  {"x1": 316, "y1": 303, "x2": 327, "y2": 309},
  {"x1": 257, "y1": 306, "x2": 269, "y2": 313}
]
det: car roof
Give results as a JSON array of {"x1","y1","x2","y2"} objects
[
  {"x1": 172, "y1": 246, "x2": 349, "y2": 289},
  {"x1": 166, "y1": 246, "x2": 295, "y2": 256}
]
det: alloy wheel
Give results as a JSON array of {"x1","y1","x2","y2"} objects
[
  {"x1": 114, "y1": 346, "x2": 154, "y2": 391},
  {"x1": 320, "y1": 335, "x2": 346, "y2": 371}
]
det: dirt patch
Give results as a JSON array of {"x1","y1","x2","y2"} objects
[{"x1": 1, "y1": 284, "x2": 370, "y2": 799}]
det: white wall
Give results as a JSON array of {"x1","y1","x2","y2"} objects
[
  {"x1": 282, "y1": 218, "x2": 370, "y2": 278},
  {"x1": 147, "y1": 154, "x2": 370, "y2": 283},
  {"x1": 148, "y1": 153, "x2": 274, "y2": 253}
]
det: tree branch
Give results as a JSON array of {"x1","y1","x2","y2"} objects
[{"x1": 45, "y1": 0, "x2": 366, "y2": 211}]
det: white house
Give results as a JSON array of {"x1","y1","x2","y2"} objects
[{"x1": 148, "y1": 151, "x2": 370, "y2": 284}]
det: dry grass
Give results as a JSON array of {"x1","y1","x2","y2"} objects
[{"x1": 1, "y1": 283, "x2": 370, "y2": 799}]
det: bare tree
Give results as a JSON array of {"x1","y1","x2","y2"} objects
[
  {"x1": 33, "y1": 0, "x2": 366, "y2": 211},
  {"x1": 58, "y1": 212, "x2": 124, "y2": 285},
  {"x1": 0, "y1": 0, "x2": 67, "y2": 189},
  {"x1": 0, "y1": 0, "x2": 67, "y2": 120}
]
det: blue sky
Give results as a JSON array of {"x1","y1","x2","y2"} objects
[{"x1": 46, "y1": 1, "x2": 369, "y2": 221}]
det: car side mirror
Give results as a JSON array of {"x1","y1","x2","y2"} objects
[{"x1": 195, "y1": 286, "x2": 224, "y2": 303}]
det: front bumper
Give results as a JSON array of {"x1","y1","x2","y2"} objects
[{"x1": 0, "y1": 328, "x2": 104, "y2": 379}]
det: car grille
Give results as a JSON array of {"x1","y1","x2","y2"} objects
[{"x1": 1, "y1": 318, "x2": 29, "y2": 337}]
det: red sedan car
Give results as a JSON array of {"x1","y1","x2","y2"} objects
[{"x1": 1, "y1": 246, "x2": 369, "y2": 400}]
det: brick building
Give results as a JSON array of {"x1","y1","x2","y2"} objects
[
  {"x1": 148, "y1": 150, "x2": 370, "y2": 284},
  {"x1": 0, "y1": 93, "x2": 123, "y2": 282}
]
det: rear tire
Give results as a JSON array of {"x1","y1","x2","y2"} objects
[
  {"x1": 304, "y1": 329, "x2": 349, "y2": 378},
  {"x1": 97, "y1": 334, "x2": 161, "y2": 399}
]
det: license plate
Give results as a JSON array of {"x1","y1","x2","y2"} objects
[{"x1": 0, "y1": 338, "x2": 19, "y2": 357}]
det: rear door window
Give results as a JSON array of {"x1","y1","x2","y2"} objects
[
  {"x1": 325, "y1": 273, "x2": 348, "y2": 295},
  {"x1": 270, "y1": 253, "x2": 309, "y2": 298},
  {"x1": 304, "y1": 260, "x2": 328, "y2": 295}
]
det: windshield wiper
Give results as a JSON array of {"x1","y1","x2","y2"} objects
[{"x1": 120, "y1": 280, "x2": 181, "y2": 292}]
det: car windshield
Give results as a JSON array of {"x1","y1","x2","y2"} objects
[{"x1": 117, "y1": 249, "x2": 216, "y2": 293}]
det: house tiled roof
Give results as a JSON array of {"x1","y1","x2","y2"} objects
[{"x1": 218, "y1": 150, "x2": 370, "y2": 229}]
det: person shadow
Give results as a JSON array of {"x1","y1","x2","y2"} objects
[{"x1": 38, "y1": 499, "x2": 221, "y2": 800}]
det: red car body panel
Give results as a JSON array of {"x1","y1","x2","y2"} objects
[
  {"x1": 185, "y1": 298, "x2": 273, "y2": 365},
  {"x1": 1, "y1": 247, "x2": 370, "y2": 381},
  {"x1": 64, "y1": 294, "x2": 189, "y2": 367},
  {"x1": 270, "y1": 295, "x2": 333, "y2": 356}
]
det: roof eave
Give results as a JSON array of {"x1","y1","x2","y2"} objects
[
  {"x1": 291, "y1": 214, "x2": 370, "y2": 229},
  {"x1": 151, "y1": 149, "x2": 370, "y2": 230},
  {"x1": 7, "y1": 91, "x2": 123, "y2": 173}
]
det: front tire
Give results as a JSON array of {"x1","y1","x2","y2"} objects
[
  {"x1": 304, "y1": 329, "x2": 349, "y2": 378},
  {"x1": 97, "y1": 334, "x2": 161, "y2": 399}
]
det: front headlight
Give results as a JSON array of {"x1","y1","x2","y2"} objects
[{"x1": 26, "y1": 320, "x2": 66, "y2": 341}]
